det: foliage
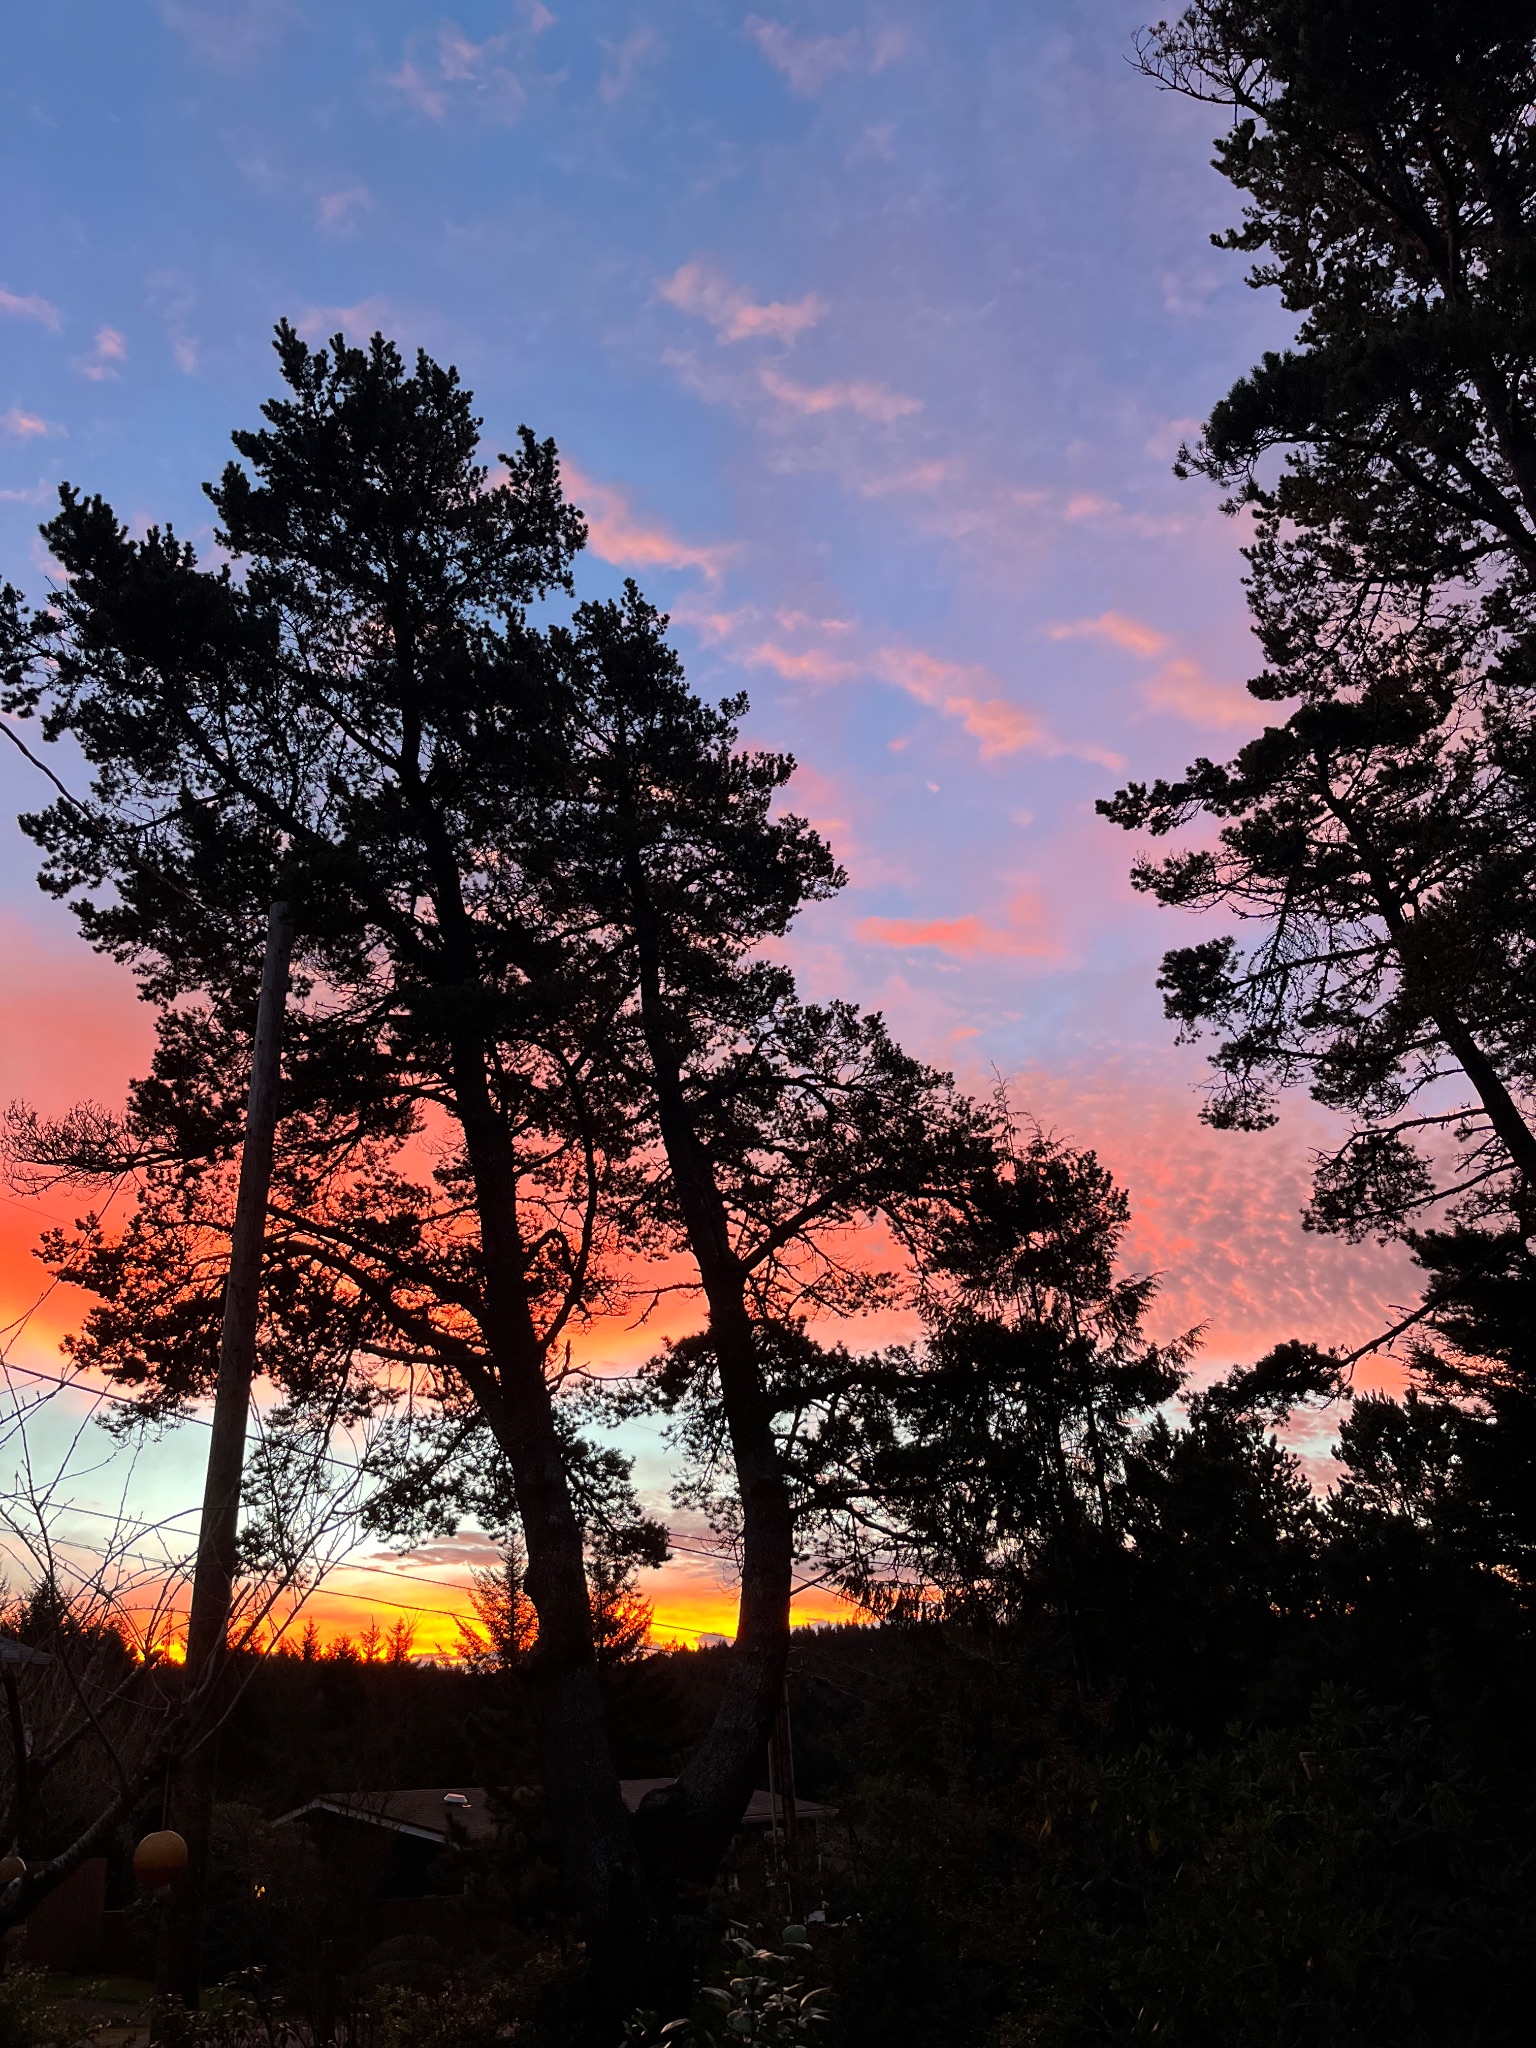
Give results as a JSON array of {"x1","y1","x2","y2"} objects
[
  {"x1": 829, "y1": 1638, "x2": 1536, "y2": 2047},
  {"x1": 0, "y1": 1969, "x2": 99, "y2": 2048},
  {"x1": 1139, "y1": 0, "x2": 1536, "y2": 640},
  {"x1": 645, "y1": 1122, "x2": 1197, "y2": 1626},
  {"x1": 619, "y1": 1928, "x2": 834, "y2": 2047},
  {"x1": 1100, "y1": 614, "x2": 1536, "y2": 1238}
]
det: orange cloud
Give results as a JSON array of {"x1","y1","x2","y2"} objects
[
  {"x1": 1, "y1": 410, "x2": 58, "y2": 441},
  {"x1": 659, "y1": 261, "x2": 825, "y2": 346},
  {"x1": 857, "y1": 890, "x2": 1060, "y2": 961},
  {"x1": 759, "y1": 364, "x2": 920, "y2": 423},
  {"x1": 999, "y1": 1057, "x2": 1418, "y2": 1378},
  {"x1": 872, "y1": 646, "x2": 1121, "y2": 766},
  {"x1": 561, "y1": 461, "x2": 733, "y2": 584},
  {"x1": 1049, "y1": 611, "x2": 1167, "y2": 657},
  {"x1": 741, "y1": 640, "x2": 860, "y2": 684},
  {"x1": 1143, "y1": 658, "x2": 1254, "y2": 728},
  {"x1": 0, "y1": 914, "x2": 155, "y2": 1359},
  {"x1": 1049, "y1": 614, "x2": 1253, "y2": 731}
]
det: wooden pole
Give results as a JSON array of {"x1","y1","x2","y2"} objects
[{"x1": 167, "y1": 899, "x2": 294, "y2": 2007}]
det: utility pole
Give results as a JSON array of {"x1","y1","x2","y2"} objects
[{"x1": 167, "y1": 899, "x2": 294, "y2": 2008}]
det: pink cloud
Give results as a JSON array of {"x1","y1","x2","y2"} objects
[
  {"x1": 658, "y1": 261, "x2": 824, "y2": 346},
  {"x1": 745, "y1": 16, "x2": 909, "y2": 94},
  {"x1": 74, "y1": 326, "x2": 128, "y2": 383},
  {"x1": 858, "y1": 890, "x2": 1061, "y2": 961},
  {"x1": 872, "y1": 646, "x2": 1121, "y2": 766},
  {"x1": 145, "y1": 270, "x2": 200, "y2": 375},
  {"x1": 1063, "y1": 491, "x2": 1119, "y2": 521},
  {"x1": 317, "y1": 185, "x2": 371, "y2": 231},
  {"x1": 860, "y1": 460, "x2": 957, "y2": 498},
  {"x1": 0, "y1": 288, "x2": 61, "y2": 332},
  {"x1": 1049, "y1": 610, "x2": 1167, "y2": 657},
  {"x1": 599, "y1": 26, "x2": 657, "y2": 103},
  {"x1": 158, "y1": 0, "x2": 292, "y2": 69},
  {"x1": 1014, "y1": 1059, "x2": 1416, "y2": 1374},
  {"x1": 759, "y1": 364, "x2": 920, "y2": 422},
  {"x1": 742, "y1": 640, "x2": 861, "y2": 684},
  {"x1": 561, "y1": 460, "x2": 733, "y2": 584},
  {"x1": 386, "y1": 24, "x2": 525, "y2": 122},
  {"x1": 1143, "y1": 657, "x2": 1254, "y2": 728},
  {"x1": 385, "y1": 59, "x2": 447, "y2": 119},
  {"x1": 295, "y1": 297, "x2": 402, "y2": 343},
  {"x1": 776, "y1": 608, "x2": 852, "y2": 634},
  {"x1": 1, "y1": 409, "x2": 58, "y2": 440},
  {"x1": 1145, "y1": 415, "x2": 1203, "y2": 462},
  {"x1": 1049, "y1": 612, "x2": 1254, "y2": 729},
  {"x1": 671, "y1": 602, "x2": 758, "y2": 644}
]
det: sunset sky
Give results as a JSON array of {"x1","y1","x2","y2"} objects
[{"x1": 0, "y1": 0, "x2": 1414, "y2": 1654}]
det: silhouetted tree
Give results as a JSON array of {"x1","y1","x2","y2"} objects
[
  {"x1": 0, "y1": 323, "x2": 989, "y2": 1990},
  {"x1": 1099, "y1": 614, "x2": 1536, "y2": 1237},
  {"x1": 1139, "y1": 0, "x2": 1536, "y2": 650}
]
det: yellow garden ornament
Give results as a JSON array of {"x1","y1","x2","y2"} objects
[{"x1": 133, "y1": 1830, "x2": 188, "y2": 1888}]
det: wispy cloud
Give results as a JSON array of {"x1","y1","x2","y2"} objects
[
  {"x1": 1143, "y1": 657, "x2": 1253, "y2": 727},
  {"x1": 1049, "y1": 610, "x2": 1167, "y2": 658},
  {"x1": 146, "y1": 271, "x2": 200, "y2": 375},
  {"x1": 599, "y1": 25, "x2": 657, "y2": 103},
  {"x1": 725, "y1": 617, "x2": 1117, "y2": 768},
  {"x1": 742, "y1": 641, "x2": 861, "y2": 684},
  {"x1": 872, "y1": 646, "x2": 1121, "y2": 766},
  {"x1": 386, "y1": 23, "x2": 525, "y2": 123},
  {"x1": 159, "y1": 0, "x2": 291, "y2": 69},
  {"x1": 317, "y1": 184, "x2": 371, "y2": 232},
  {"x1": 759, "y1": 364, "x2": 919, "y2": 422},
  {"x1": 1, "y1": 409, "x2": 60, "y2": 441},
  {"x1": 659, "y1": 260, "x2": 824, "y2": 346},
  {"x1": 295, "y1": 297, "x2": 402, "y2": 343},
  {"x1": 0, "y1": 287, "x2": 62, "y2": 332},
  {"x1": 74, "y1": 326, "x2": 127, "y2": 382},
  {"x1": 857, "y1": 890, "x2": 1060, "y2": 961},
  {"x1": 562, "y1": 461, "x2": 733, "y2": 584},
  {"x1": 1049, "y1": 610, "x2": 1252, "y2": 728},
  {"x1": 859, "y1": 459, "x2": 957, "y2": 498},
  {"x1": 745, "y1": 16, "x2": 910, "y2": 95},
  {"x1": 1063, "y1": 491, "x2": 1119, "y2": 521}
]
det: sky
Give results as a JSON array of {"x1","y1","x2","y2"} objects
[{"x1": 0, "y1": 0, "x2": 1416, "y2": 1654}]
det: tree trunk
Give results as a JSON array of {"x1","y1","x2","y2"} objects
[
  {"x1": 623, "y1": 882, "x2": 794, "y2": 1885},
  {"x1": 167, "y1": 899, "x2": 294, "y2": 2008},
  {"x1": 446, "y1": 1033, "x2": 657, "y2": 2004}
]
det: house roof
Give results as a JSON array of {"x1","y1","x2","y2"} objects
[
  {"x1": 271, "y1": 1787, "x2": 496, "y2": 1844},
  {"x1": 274, "y1": 1780, "x2": 836, "y2": 1842}
]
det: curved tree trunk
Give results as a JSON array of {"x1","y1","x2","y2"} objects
[
  {"x1": 447, "y1": 1034, "x2": 658, "y2": 1996},
  {"x1": 623, "y1": 874, "x2": 795, "y2": 1885}
]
